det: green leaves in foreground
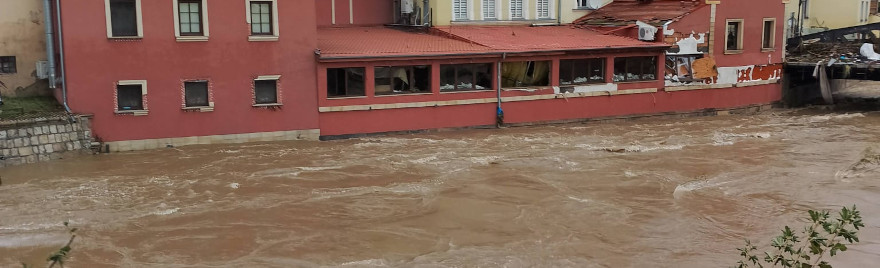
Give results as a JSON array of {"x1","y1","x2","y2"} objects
[
  {"x1": 21, "y1": 222, "x2": 77, "y2": 268},
  {"x1": 734, "y1": 205, "x2": 864, "y2": 268}
]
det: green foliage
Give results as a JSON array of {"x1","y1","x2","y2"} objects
[
  {"x1": 734, "y1": 205, "x2": 864, "y2": 268},
  {"x1": 20, "y1": 222, "x2": 77, "y2": 268}
]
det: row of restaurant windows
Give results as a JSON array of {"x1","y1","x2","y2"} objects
[
  {"x1": 326, "y1": 57, "x2": 657, "y2": 98},
  {"x1": 106, "y1": 0, "x2": 277, "y2": 40},
  {"x1": 115, "y1": 78, "x2": 279, "y2": 112}
]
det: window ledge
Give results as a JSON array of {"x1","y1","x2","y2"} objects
[
  {"x1": 253, "y1": 103, "x2": 282, "y2": 107},
  {"x1": 724, "y1": 50, "x2": 744, "y2": 55},
  {"x1": 115, "y1": 110, "x2": 149, "y2": 116},
  {"x1": 573, "y1": 7, "x2": 597, "y2": 11},
  {"x1": 440, "y1": 89, "x2": 494, "y2": 94},
  {"x1": 176, "y1": 36, "x2": 209, "y2": 42},
  {"x1": 248, "y1": 35, "x2": 279, "y2": 42},
  {"x1": 328, "y1": 96, "x2": 367, "y2": 100},
  {"x1": 108, "y1": 36, "x2": 143, "y2": 40},
  {"x1": 375, "y1": 92, "x2": 434, "y2": 97},
  {"x1": 182, "y1": 106, "x2": 214, "y2": 112},
  {"x1": 761, "y1": 48, "x2": 776, "y2": 52}
]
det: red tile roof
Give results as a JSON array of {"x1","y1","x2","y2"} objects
[
  {"x1": 317, "y1": 27, "x2": 491, "y2": 59},
  {"x1": 573, "y1": 0, "x2": 706, "y2": 26},
  {"x1": 317, "y1": 25, "x2": 666, "y2": 60},
  {"x1": 432, "y1": 26, "x2": 667, "y2": 52}
]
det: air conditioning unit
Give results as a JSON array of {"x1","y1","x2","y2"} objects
[
  {"x1": 636, "y1": 21, "x2": 658, "y2": 41},
  {"x1": 583, "y1": 0, "x2": 604, "y2": 9},
  {"x1": 36, "y1": 61, "x2": 49, "y2": 79}
]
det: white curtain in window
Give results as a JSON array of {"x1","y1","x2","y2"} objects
[
  {"x1": 454, "y1": 0, "x2": 468, "y2": 20},
  {"x1": 483, "y1": 0, "x2": 496, "y2": 19},
  {"x1": 537, "y1": 0, "x2": 550, "y2": 18},
  {"x1": 510, "y1": 0, "x2": 523, "y2": 19}
]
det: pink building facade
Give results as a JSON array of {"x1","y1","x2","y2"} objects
[{"x1": 51, "y1": 0, "x2": 785, "y2": 150}]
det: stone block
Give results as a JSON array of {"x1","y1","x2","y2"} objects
[
  {"x1": 49, "y1": 125, "x2": 58, "y2": 134},
  {"x1": 6, "y1": 130, "x2": 16, "y2": 138},
  {"x1": 22, "y1": 138, "x2": 30, "y2": 147},
  {"x1": 53, "y1": 143, "x2": 65, "y2": 152},
  {"x1": 0, "y1": 130, "x2": 6, "y2": 140},
  {"x1": 18, "y1": 129, "x2": 28, "y2": 137},
  {"x1": 38, "y1": 154, "x2": 49, "y2": 162},
  {"x1": 44, "y1": 144, "x2": 54, "y2": 153},
  {"x1": 34, "y1": 127, "x2": 43, "y2": 135},
  {"x1": 73, "y1": 142, "x2": 82, "y2": 150},
  {"x1": 83, "y1": 130, "x2": 91, "y2": 138},
  {"x1": 41, "y1": 126, "x2": 49, "y2": 133},
  {"x1": 61, "y1": 134, "x2": 69, "y2": 142},
  {"x1": 18, "y1": 147, "x2": 33, "y2": 156},
  {"x1": 49, "y1": 135, "x2": 57, "y2": 143},
  {"x1": 25, "y1": 155, "x2": 37, "y2": 163},
  {"x1": 13, "y1": 138, "x2": 23, "y2": 147},
  {"x1": 29, "y1": 136, "x2": 38, "y2": 145},
  {"x1": 39, "y1": 135, "x2": 49, "y2": 144},
  {"x1": 69, "y1": 133, "x2": 77, "y2": 141}
]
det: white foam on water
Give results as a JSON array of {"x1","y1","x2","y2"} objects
[
  {"x1": 229, "y1": 183, "x2": 241, "y2": 189},
  {"x1": 807, "y1": 113, "x2": 865, "y2": 123},
  {"x1": 0, "y1": 233, "x2": 69, "y2": 248},
  {"x1": 673, "y1": 178, "x2": 732, "y2": 199},
  {"x1": 467, "y1": 156, "x2": 501, "y2": 165},
  {"x1": 338, "y1": 259, "x2": 391, "y2": 267},
  {"x1": 153, "y1": 208, "x2": 179, "y2": 216},
  {"x1": 410, "y1": 156, "x2": 438, "y2": 164}
]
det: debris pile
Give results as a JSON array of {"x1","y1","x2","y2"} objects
[{"x1": 787, "y1": 42, "x2": 867, "y2": 63}]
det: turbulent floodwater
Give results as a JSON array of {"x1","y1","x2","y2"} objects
[{"x1": 2, "y1": 110, "x2": 880, "y2": 267}]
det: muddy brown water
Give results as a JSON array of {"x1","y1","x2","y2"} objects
[{"x1": 2, "y1": 110, "x2": 880, "y2": 268}]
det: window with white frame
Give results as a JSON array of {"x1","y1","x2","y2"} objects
[
  {"x1": 254, "y1": 76, "x2": 280, "y2": 105},
  {"x1": 104, "y1": 0, "x2": 143, "y2": 38},
  {"x1": 762, "y1": 18, "x2": 776, "y2": 50},
  {"x1": 115, "y1": 80, "x2": 147, "y2": 113},
  {"x1": 577, "y1": 0, "x2": 595, "y2": 9},
  {"x1": 246, "y1": 0, "x2": 279, "y2": 41},
  {"x1": 173, "y1": 0, "x2": 209, "y2": 40},
  {"x1": 536, "y1": 0, "x2": 550, "y2": 19},
  {"x1": 483, "y1": 0, "x2": 497, "y2": 19},
  {"x1": 510, "y1": 0, "x2": 524, "y2": 19},
  {"x1": 453, "y1": 0, "x2": 468, "y2": 20}
]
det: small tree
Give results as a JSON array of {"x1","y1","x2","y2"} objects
[
  {"x1": 734, "y1": 205, "x2": 864, "y2": 268},
  {"x1": 21, "y1": 222, "x2": 77, "y2": 268}
]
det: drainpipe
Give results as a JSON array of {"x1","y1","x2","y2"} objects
[
  {"x1": 496, "y1": 53, "x2": 505, "y2": 128},
  {"x1": 423, "y1": 0, "x2": 430, "y2": 26},
  {"x1": 42, "y1": 0, "x2": 56, "y2": 89},
  {"x1": 556, "y1": 0, "x2": 561, "y2": 25},
  {"x1": 55, "y1": 0, "x2": 71, "y2": 113}
]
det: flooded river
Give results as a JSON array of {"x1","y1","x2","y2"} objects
[{"x1": 2, "y1": 110, "x2": 880, "y2": 267}]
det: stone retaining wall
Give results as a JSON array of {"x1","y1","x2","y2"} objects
[{"x1": 0, "y1": 116, "x2": 92, "y2": 167}]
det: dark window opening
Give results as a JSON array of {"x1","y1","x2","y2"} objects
[
  {"x1": 726, "y1": 21, "x2": 742, "y2": 51},
  {"x1": 0, "y1": 56, "x2": 16, "y2": 74},
  {"x1": 613, "y1": 56, "x2": 657, "y2": 82},
  {"x1": 250, "y1": 1, "x2": 273, "y2": 35},
  {"x1": 375, "y1": 65, "x2": 431, "y2": 95},
  {"x1": 665, "y1": 55, "x2": 702, "y2": 82},
  {"x1": 327, "y1": 68, "x2": 365, "y2": 98},
  {"x1": 440, "y1": 63, "x2": 492, "y2": 91},
  {"x1": 559, "y1": 58, "x2": 605, "y2": 86},
  {"x1": 117, "y1": 84, "x2": 144, "y2": 111},
  {"x1": 502, "y1": 61, "x2": 550, "y2": 88},
  {"x1": 110, "y1": 0, "x2": 138, "y2": 37},
  {"x1": 184, "y1": 81, "x2": 209, "y2": 107},
  {"x1": 254, "y1": 79, "x2": 278, "y2": 104},
  {"x1": 763, "y1": 20, "x2": 775, "y2": 49},
  {"x1": 178, "y1": 0, "x2": 203, "y2": 36}
]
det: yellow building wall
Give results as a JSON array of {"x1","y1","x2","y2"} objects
[
  {"x1": 784, "y1": 0, "x2": 876, "y2": 36},
  {"x1": 0, "y1": 0, "x2": 50, "y2": 97},
  {"x1": 431, "y1": 0, "x2": 597, "y2": 26}
]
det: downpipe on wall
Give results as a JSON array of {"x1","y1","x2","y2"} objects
[
  {"x1": 54, "y1": 0, "x2": 72, "y2": 114},
  {"x1": 42, "y1": 0, "x2": 56, "y2": 88},
  {"x1": 496, "y1": 53, "x2": 505, "y2": 128}
]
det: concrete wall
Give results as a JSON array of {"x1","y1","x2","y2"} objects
[
  {"x1": 0, "y1": 116, "x2": 92, "y2": 167},
  {"x1": 61, "y1": 0, "x2": 321, "y2": 143},
  {"x1": 0, "y1": 0, "x2": 51, "y2": 97}
]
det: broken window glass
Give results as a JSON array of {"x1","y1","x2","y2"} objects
[
  {"x1": 117, "y1": 84, "x2": 144, "y2": 111},
  {"x1": 665, "y1": 55, "x2": 702, "y2": 82},
  {"x1": 560, "y1": 58, "x2": 605, "y2": 85},
  {"x1": 502, "y1": 61, "x2": 550, "y2": 88},
  {"x1": 440, "y1": 63, "x2": 492, "y2": 92},
  {"x1": 110, "y1": 0, "x2": 138, "y2": 37},
  {"x1": 327, "y1": 68, "x2": 366, "y2": 98},
  {"x1": 374, "y1": 65, "x2": 431, "y2": 95},
  {"x1": 613, "y1": 56, "x2": 657, "y2": 82}
]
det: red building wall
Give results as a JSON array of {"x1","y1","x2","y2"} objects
[
  {"x1": 60, "y1": 0, "x2": 320, "y2": 142},
  {"x1": 711, "y1": 0, "x2": 785, "y2": 67},
  {"x1": 316, "y1": 0, "x2": 393, "y2": 27}
]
